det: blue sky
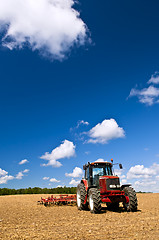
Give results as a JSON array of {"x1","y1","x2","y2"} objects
[{"x1": 0, "y1": 0, "x2": 159, "y2": 192}]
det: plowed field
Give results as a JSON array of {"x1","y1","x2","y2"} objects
[{"x1": 0, "y1": 193, "x2": 159, "y2": 239}]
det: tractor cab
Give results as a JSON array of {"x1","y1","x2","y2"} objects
[
  {"x1": 83, "y1": 162, "x2": 112, "y2": 187},
  {"x1": 83, "y1": 161, "x2": 122, "y2": 189}
]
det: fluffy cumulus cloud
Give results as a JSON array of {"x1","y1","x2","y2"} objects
[
  {"x1": 50, "y1": 178, "x2": 60, "y2": 183},
  {"x1": 123, "y1": 163, "x2": 159, "y2": 192},
  {"x1": 0, "y1": 168, "x2": 14, "y2": 184},
  {"x1": 65, "y1": 167, "x2": 83, "y2": 178},
  {"x1": 127, "y1": 164, "x2": 159, "y2": 179},
  {"x1": 40, "y1": 140, "x2": 76, "y2": 167},
  {"x1": 87, "y1": 119, "x2": 125, "y2": 144},
  {"x1": 69, "y1": 178, "x2": 80, "y2": 186},
  {"x1": 129, "y1": 71, "x2": 159, "y2": 106},
  {"x1": 112, "y1": 163, "x2": 159, "y2": 192},
  {"x1": 19, "y1": 159, "x2": 29, "y2": 165},
  {"x1": 0, "y1": 168, "x2": 8, "y2": 176},
  {"x1": 0, "y1": 167, "x2": 29, "y2": 184},
  {"x1": 0, "y1": 175, "x2": 14, "y2": 184},
  {"x1": 0, "y1": 0, "x2": 88, "y2": 60}
]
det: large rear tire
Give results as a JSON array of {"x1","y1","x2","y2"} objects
[
  {"x1": 123, "y1": 186, "x2": 138, "y2": 212},
  {"x1": 89, "y1": 188, "x2": 102, "y2": 214},
  {"x1": 76, "y1": 183, "x2": 88, "y2": 210}
]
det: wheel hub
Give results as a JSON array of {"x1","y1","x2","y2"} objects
[{"x1": 89, "y1": 194, "x2": 94, "y2": 211}]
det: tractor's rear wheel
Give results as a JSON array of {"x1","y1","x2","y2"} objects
[
  {"x1": 76, "y1": 183, "x2": 88, "y2": 210},
  {"x1": 123, "y1": 186, "x2": 138, "y2": 212},
  {"x1": 88, "y1": 188, "x2": 102, "y2": 214}
]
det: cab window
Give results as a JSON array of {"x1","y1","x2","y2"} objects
[{"x1": 92, "y1": 165, "x2": 113, "y2": 177}]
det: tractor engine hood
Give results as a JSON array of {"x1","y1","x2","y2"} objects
[{"x1": 99, "y1": 176, "x2": 121, "y2": 193}]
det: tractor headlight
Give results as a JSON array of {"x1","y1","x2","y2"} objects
[{"x1": 109, "y1": 184, "x2": 120, "y2": 188}]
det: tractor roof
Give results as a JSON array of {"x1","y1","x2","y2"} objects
[
  {"x1": 83, "y1": 161, "x2": 112, "y2": 170},
  {"x1": 91, "y1": 162, "x2": 112, "y2": 165}
]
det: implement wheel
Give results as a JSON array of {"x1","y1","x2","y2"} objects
[
  {"x1": 123, "y1": 186, "x2": 138, "y2": 212},
  {"x1": 89, "y1": 188, "x2": 101, "y2": 214},
  {"x1": 76, "y1": 183, "x2": 88, "y2": 210}
]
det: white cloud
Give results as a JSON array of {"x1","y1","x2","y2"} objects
[
  {"x1": 16, "y1": 169, "x2": 30, "y2": 179},
  {"x1": 50, "y1": 178, "x2": 60, "y2": 183},
  {"x1": 129, "y1": 72, "x2": 159, "y2": 106},
  {"x1": 114, "y1": 169, "x2": 126, "y2": 183},
  {"x1": 87, "y1": 119, "x2": 125, "y2": 144},
  {"x1": 0, "y1": 168, "x2": 8, "y2": 176},
  {"x1": 147, "y1": 72, "x2": 159, "y2": 84},
  {"x1": 112, "y1": 162, "x2": 159, "y2": 192},
  {"x1": 95, "y1": 158, "x2": 105, "y2": 162},
  {"x1": 23, "y1": 169, "x2": 29, "y2": 173},
  {"x1": 0, "y1": 175, "x2": 14, "y2": 184},
  {"x1": 129, "y1": 85, "x2": 159, "y2": 106},
  {"x1": 16, "y1": 171, "x2": 24, "y2": 180},
  {"x1": 120, "y1": 175, "x2": 126, "y2": 179},
  {"x1": 127, "y1": 163, "x2": 159, "y2": 179},
  {"x1": 76, "y1": 120, "x2": 89, "y2": 128},
  {"x1": 134, "y1": 180, "x2": 156, "y2": 187},
  {"x1": 114, "y1": 169, "x2": 123, "y2": 177},
  {"x1": 65, "y1": 167, "x2": 83, "y2": 178},
  {"x1": 0, "y1": 0, "x2": 88, "y2": 60},
  {"x1": 40, "y1": 140, "x2": 76, "y2": 167},
  {"x1": 43, "y1": 177, "x2": 50, "y2": 180},
  {"x1": 0, "y1": 168, "x2": 15, "y2": 184},
  {"x1": 19, "y1": 159, "x2": 29, "y2": 165},
  {"x1": 121, "y1": 179, "x2": 127, "y2": 184},
  {"x1": 70, "y1": 120, "x2": 89, "y2": 133},
  {"x1": 0, "y1": 168, "x2": 29, "y2": 184},
  {"x1": 69, "y1": 178, "x2": 80, "y2": 186}
]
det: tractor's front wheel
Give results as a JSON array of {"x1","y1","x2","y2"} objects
[
  {"x1": 123, "y1": 186, "x2": 138, "y2": 212},
  {"x1": 89, "y1": 188, "x2": 102, "y2": 214},
  {"x1": 76, "y1": 183, "x2": 88, "y2": 210}
]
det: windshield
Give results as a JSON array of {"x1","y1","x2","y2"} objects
[{"x1": 92, "y1": 165, "x2": 113, "y2": 177}]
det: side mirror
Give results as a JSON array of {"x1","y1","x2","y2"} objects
[
  {"x1": 83, "y1": 165, "x2": 86, "y2": 170},
  {"x1": 119, "y1": 164, "x2": 123, "y2": 169}
]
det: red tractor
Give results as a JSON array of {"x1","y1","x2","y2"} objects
[{"x1": 77, "y1": 160, "x2": 137, "y2": 214}]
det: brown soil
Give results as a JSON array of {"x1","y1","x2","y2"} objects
[{"x1": 0, "y1": 193, "x2": 159, "y2": 239}]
